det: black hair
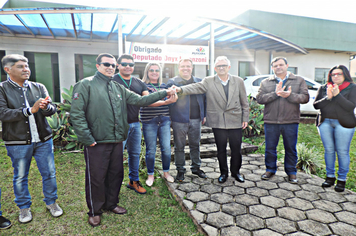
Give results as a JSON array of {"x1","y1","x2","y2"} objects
[
  {"x1": 117, "y1": 54, "x2": 134, "y2": 64},
  {"x1": 327, "y1": 65, "x2": 354, "y2": 84},
  {"x1": 96, "y1": 53, "x2": 115, "y2": 64}
]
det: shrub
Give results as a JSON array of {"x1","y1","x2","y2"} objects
[
  {"x1": 296, "y1": 142, "x2": 323, "y2": 174},
  {"x1": 243, "y1": 94, "x2": 264, "y2": 138}
]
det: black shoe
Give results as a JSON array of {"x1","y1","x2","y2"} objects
[
  {"x1": 232, "y1": 173, "x2": 245, "y2": 183},
  {"x1": 0, "y1": 216, "x2": 12, "y2": 230},
  {"x1": 261, "y1": 171, "x2": 275, "y2": 180},
  {"x1": 288, "y1": 174, "x2": 298, "y2": 184},
  {"x1": 192, "y1": 169, "x2": 207, "y2": 179},
  {"x1": 175, "y1": 171, "x2": 185, "y2": 182},
  {"x1": 335, "y1": 180, "x2": 346, "y2": 192},
  {"x1": 218, "y1": 174, "x2": 228, "y2": 183},
  {"x1": 322, "y1": 177, "x2": 336, "y2": 187}
]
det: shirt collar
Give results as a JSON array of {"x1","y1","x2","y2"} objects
[
  {"x1": 275, "y1": 71, "x2": 290, "y2": 81},
  {"x1": 8, "y1": 77, "x2": 29, "y2": 88},
  {"x1": 218, "y1": 74, "x2": 230, "y2": 86}
]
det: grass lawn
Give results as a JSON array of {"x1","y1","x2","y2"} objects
[
  {"x1": 0, "y1": 146, "x2": 202, "y2": 235},
  {"x1": 251, "y1": 123, "x2": 356, "y2": 192}
]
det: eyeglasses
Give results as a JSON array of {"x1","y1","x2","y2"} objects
[
  {"x1": 99, "y1": 63, "x2": 116, "y2": 68},
  {"x1": 120, "y1": 62, "x2": 135, "y2": 67},
  {"x1": 216, "y1": 65, "x2": 228, "y2": 68},
  {"x1": 149, "y1": 69, "x2": 160, "y2": 73},
  {"x1": 331, "y1": 73, "x2": 343, "y2": 77}
]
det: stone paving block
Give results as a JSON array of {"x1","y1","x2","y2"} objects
[
  {"x1": 222, "y1": 202, "x2": 247, "y2": 216},
  {"x1": 312, "y1": 200, "x2": 342, "y2": 213},
  {"x1": 223, "y1": 185, "x2": 245, "y2": 196},
  {"x1": 246, "y1": 187, "x2": 269, "y2": 197},
  {"x1": 196, "y1": 200, "x2": 220, "y2": 214},
  {"x1": 300, "y1": 183, "x2": 325, "y2": 193},
  {"x1": 207, "y1": 162, "x2": 220, "y2": 168},
  {"x1": 318, "y1": 192, "x2": 347, "y2": 203},
  {"x1": 212, "y1": 178, "x2": 234, "y2": 186},
  {"x1": 252, "y1": 169, "x2": 265, "y2": 175},
  {"x1": 200, "y1": 184, "x2": 222, "y2": 194},
  {"x1": 329, "y1": 222, "x2": 356, "y2": 235},
  {"x1": 286, "y1": 197, "x2": 314, "y2": 211},
  {"x1": 211, "y1": 193, "x2": 234, "y2": 204},
  {"x1": 269, "y1": 188, "x2": 295, "y2": 199},
  {"x1": 201, "y1": 223, "x2": 218, "y2": 236},
  {"x1": 340, "y1": 202, "x2": 356, "y2": 213},
  {"x1": 285, "y1": 232, "x2": 313, "y2": 236},
  {"x1": 294, "y1": 190, "x2": 320, "y2": 201},
  {"x1": 174, "y1": 189, "x2": 186, "y2": 199},
  {"x1": 190, "y1": 210, "x2": 205, "y2": 224},
  {"x1": 266, "y1": 217, "x2": 297, "y2": 234},
  {"x1": 250, "y1": 204, "x2": 276, "y2": 218},
  {"x1": 200, "y1": 166, "x2": 215, "y2": 173},
  {"x1": 306, "y1": 177, "x2": 324, "y2": 186},
  {"x1": 221, "y1": 226, "x2": 250, "y2": 236},
  {"x1": 306, "y1": 209, "x2": 337, "y2": 223},
  {"x1": 275, "y1": 171, "x2": 288, "y2": 178},
  {"x1": 183, "y1": 199, "x2": 194, "y2": 210},
  {"x1": 242, "y1": 164, "x2": 259, "y2": 170},
  {"x1": 206, "y1": 212, "x2": 234, "y2": 228},
  {"x1": 249, "y1": 160, "x2": 265, "y2": 166},
  {"x1": 201, "y1": 158, "x2": 216, "y2": 163},
  {"x1": 245, "y1": 173, "x2": 264, "y2": 182},
  {"x1": 235, "y1": 179, "x2": 255, "y2": 188},
  {"x1": 235, "y1": 194, "x2": 259, "y2": 206},
  {"x1": 240, "y1": 169, "x2": 252, "y2": 175},
  {"x1": 297, "y1": 220, "x2": 332, "y2": 235},
  {"x1": 186, "y1": 192, "x2": 209, "y2": 202},
  {"x1": 269, "y1": 176, "x2": 287, "y2": 183},
  {"x1": 192, "y1": 177, "x2": 212, "y2": 185},
  {"x1": 178, "y1": 182, "x2": 200, "y2": 192},
  {"x1": 277, "y1": 207, "x2": 306, "y2": 221},
  {"x1": 236, "y1": 214, "x2": 265, "y2": 230},
  {"x1": 256, "y1": 181, "x2": 278, "y2": 190},
  {"x1": 252, "y1": 229, "x2": 283, "y2": 236},
  {"x1": 344, "y1": 193, "x2": 356, "y2": 202},
  {"x1": 335, "y1": 211, "x2": 356, "y2": 226},
  {"x1": 260, "y1": 196, "x2": 286, "y2": 208},
  {"x1": 278, "y1": 182, "x2": 302, "y2": 191}
]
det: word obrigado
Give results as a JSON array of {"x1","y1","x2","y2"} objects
[{"x1": 132, "y1": 54, "x2": 207, "y2": 63}]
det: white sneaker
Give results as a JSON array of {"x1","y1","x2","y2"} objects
[
  {"x1": 19, "y1": 208, "x2": 32, "y2": 223},
  {"x1": 46, "y1": 203, "x2": 63, "y2": 217}
]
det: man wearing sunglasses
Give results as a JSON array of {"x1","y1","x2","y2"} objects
[
  {"x1": 70, "y1": 53, "x2": 176, "y2": 226},
  {"x1": 113, "y1": 54, "x2": 149, "y2": 195}
]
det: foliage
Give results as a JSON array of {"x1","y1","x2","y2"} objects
[
  {"x1": 243, "y1": 94, "x2": 264, "y2": 138},
  {"x1": 46, "y1": 86, "x2": 83, "y2": 150},
  {"x1": 296, "y1": 142, "x2": 323, "y2": 174}
]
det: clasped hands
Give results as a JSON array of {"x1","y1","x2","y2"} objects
[
  {"x1": 327, "y1": 83, "x2": 339, "y2": 99},
  {"x1": 275, "y1": 81, "x2": 291, "y2": 98},
  {"x1": 165, "y1": 87, "x2": 178, "y2": 104},
  {"x1": 30, "y1": 96, "x2": 50, "y2": 114}
]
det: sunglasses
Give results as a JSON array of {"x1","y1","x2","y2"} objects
[
  {"x1": 149, "y1": 69, "x2": 160, "y2": 73},
  {"x1": 99, "y1": 62, "x2": 116, "y2": 68},
  {"x1": 120, "y1": 62, "x2": 135, "y2": 67}
]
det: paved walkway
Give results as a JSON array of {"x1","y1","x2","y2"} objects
[{"x1": 160, "y1": 154, "x2": 356, "y2": 236}]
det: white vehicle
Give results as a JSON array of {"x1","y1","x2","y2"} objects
[{"x1": 244, "y1": 75, "x2": 321, "y2": 115}]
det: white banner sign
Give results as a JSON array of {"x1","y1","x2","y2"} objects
[{"x1": 125, "y1": 42, "x2": 209, "y2": 65}]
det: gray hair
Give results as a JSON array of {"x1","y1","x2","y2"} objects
[
  {"x1": 142, "y1": 62, "x2": 163, "y2": 84},
  {"x1": 214, "y1": 56, "x2": 230, "y2": 67},
  {"x1": 1, "y1": 54, "x2": 28, "y2": 71}
]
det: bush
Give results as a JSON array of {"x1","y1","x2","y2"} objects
[
  {"x1": 243, "y1": 95, "x2": 264, "y2": 138},
  {"x1": 296, "y1": 142, "x2": 323, "y2": 174}
]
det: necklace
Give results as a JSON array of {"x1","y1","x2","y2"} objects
[
  {"x1": 149, "y1": 82, "x2": 160, "y2": 91},
  {"x1": 118, "y1": 73, "x2": 132, "y2": 88}
]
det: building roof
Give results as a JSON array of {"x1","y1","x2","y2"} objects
[{"x1": 0, "y1": 7, "x2": 308, "y2": 54}]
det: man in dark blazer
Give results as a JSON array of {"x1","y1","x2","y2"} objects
[{"x1": 174, "y1": 56, "x2": 249, "y2": 183}]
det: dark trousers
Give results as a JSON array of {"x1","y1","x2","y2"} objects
[
  {"x1": 212, "y1": 128, "x2": 242, "y2": 176},
  {"x1": 84, "y1": 143, "x2": 123, "y2": 216}
]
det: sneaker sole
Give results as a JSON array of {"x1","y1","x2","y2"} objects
[
  {"x1": 19, "y1": 218, "x2": 32, "y2": 224},
  {"x1": 126, "y1": 184, "x2": 146, "y2": 194}
]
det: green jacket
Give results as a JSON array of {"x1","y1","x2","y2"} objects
[{"x1": 70, "y1": 71, "x2": 167, "y2": 146}]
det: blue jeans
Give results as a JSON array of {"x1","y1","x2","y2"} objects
[
  {"x1": 6, "y1": 139, "x2": 58, "y2": 209},
  {"x1": 123, "y1": 122, "x2": 142, "y2": 182},
  {"x1": 142, "y1": 115, "x2": 171, "y2": 175},
  {"x1": 264, "y1": 123, "x2": 299, "y2": 175},
  {"x1": 172, "y1": 119, "x2": 201, "y2": 173},
  {"x1": 318, "y1": 118, "x2": 355, "y2": 181}
]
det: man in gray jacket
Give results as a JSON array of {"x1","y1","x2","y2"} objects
[
  {"x1": 174, "y1": 56, "x2": 249, "y2": 183},
  {"x1": 256, "y1": 57, "x2": 309, "y2": 184}
]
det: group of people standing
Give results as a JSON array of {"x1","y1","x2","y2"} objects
[{"x1": 0, "y1": 53, "x2": 355, "y2": 230}]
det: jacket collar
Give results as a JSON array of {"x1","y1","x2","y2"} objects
[
  {"x1": 96, "y1": 71, "x2": 113, "y2": 82},
  {"x1": 7, "y1": 77, "x2": 31, "y2": 89},
  {"x1": 173, "y1": 75, "x2": 199, "y2": 83}
]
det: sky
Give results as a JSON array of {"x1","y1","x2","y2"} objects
[
  {"x1": 3, "y1": 0, "x2": 355, "y2": 24},
  {"x1": 1, "y1": 0, "x2": 356, "y2": 24}
]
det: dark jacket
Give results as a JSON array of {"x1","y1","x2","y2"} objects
[
  {"x1": 70, "y1": 71, "x2": 167, "y2": 146},
  {"x1": 167, "y1": 76, "x2": 206, "y2": 123},
  {"x1": 0, "y1": 79, "x2": 56, "y2": 145},
  {"x1": 256, "y1": 73, "x2": 309, "y2": 124},
  {"x1": 313, "y1": 83, "x2": 356, "y2": 128}
]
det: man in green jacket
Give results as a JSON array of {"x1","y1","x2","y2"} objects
[{"x1": 70, "y1": 53, "x2": 176, "y2": 227}]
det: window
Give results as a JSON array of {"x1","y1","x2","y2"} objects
[
  {"x1": 239, "y1": 61, "x2": 253, "y2": 78},
  {"x1": 288, "y1": 67, "x2": 297, "y2": 74},
  {"x1": 315, "y1": 68, "x2": 329, "y2": 84},
  {"x1": 252, "y1": 76, "x2": 268, "y2": 86}
]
